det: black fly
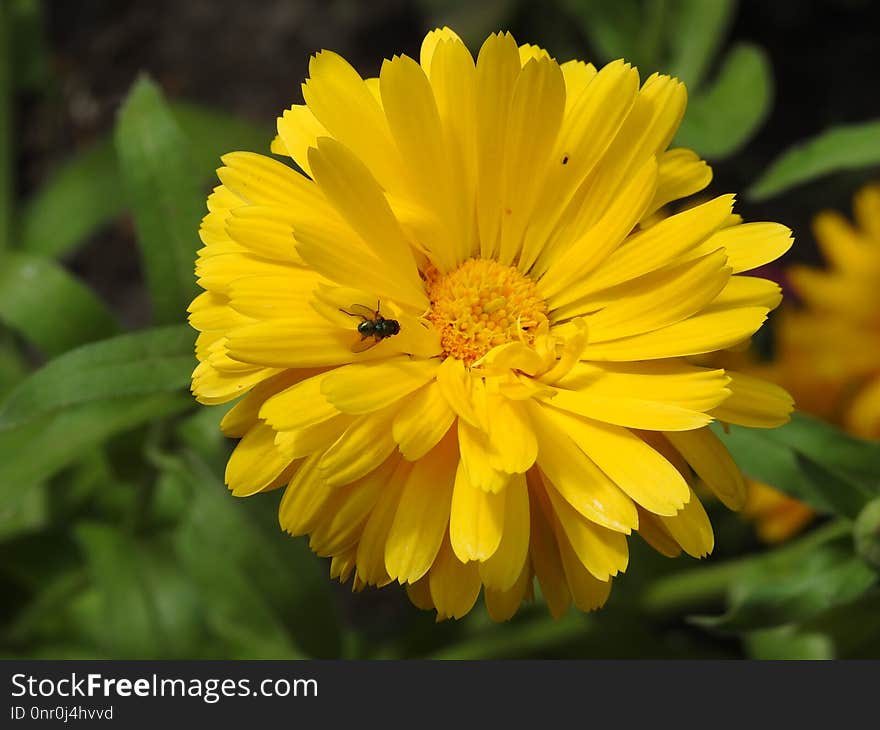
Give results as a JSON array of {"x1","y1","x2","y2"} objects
[{"x1": 339, "y1": 300, "x2": 401, "y2": 352}]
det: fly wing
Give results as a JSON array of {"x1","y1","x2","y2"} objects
[
  {"x1": 347, "y1": 303, "x2": 377, "y2": 319},
  {"x1": 350, "y1": 335, "x2": 379, "y2": 353}
]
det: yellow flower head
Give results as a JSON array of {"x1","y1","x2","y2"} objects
[
  {"x1": 189, "y1": 28, "x2": 794, "y2": 621},
  {"x1": 778, "y1": 183, "x2": 880, "y2": 439}
]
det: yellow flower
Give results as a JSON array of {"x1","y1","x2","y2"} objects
[
  {"x1": 779, "y1": 184, "x2": 880, "y2": 439},
  {"x1": 189, "y1": 28, "x2": 794, "y2": 621},
  {"x1": 738, "y1": 184, "x2": 880, "y2": 542}
]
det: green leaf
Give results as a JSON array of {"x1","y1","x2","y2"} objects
[
  {"x1": 745, "y1": 625, "x2": 835, "y2": 660},
  {"x1": 665, "y1": 0, "x2": 735, "y2": 89},
  {"x1": 714, "y1": 413, "x2": 880, "y2": 519},
  {"x1": 0, "y1": 325, "x2": 193, "y2": 428},
  {"x1": 692, "y1": 540, "x2": 877, "y2": 632},
  {"x1": 10, "y1": 0, "x2": 51, "y2": 91},
  {"x1": 0, "y1": 251, "x2": 119, "y2": 356},
  {"x1": 0, "y1": 393, "x2": 191, "y2": 495},
  {"x1": 749, "y1": 120, "x2": 880, "y2": 200},
  {"x1": 0, "y1": 482, "x2": 47, "y2": 541},
  {"x1": 173, "y1": 453, "x2": 341, "y2": 658},
  {"x1": 115, "y1": 76, "x2": 204, "y2": 324},
  {"x1": 75, "y1": 523, "x2": 202, "y2": 658},
  {"x1": 19, "y1": 102, "x2": 270, "y2": 260},
  {"x1": 675, "y1": 43, "x2": 773, "y2": 160}
]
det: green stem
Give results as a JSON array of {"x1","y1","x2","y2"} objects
[
  {"x1": 0, "y1": 0, "x2": 12, "y2": 250},
  {"x1": 641, "y1": 520, "x2": 850, "y2": 614}
]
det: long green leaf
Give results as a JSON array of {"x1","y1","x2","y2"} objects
[
  {"x1": 0, "y1": 392, "x2": 191, "y2": 495},
  {"x1": 0, "y1": 325, "x2": 193, "y2": 428},
  {"x1": 675, "y1": 43, "x2": 772, "y2": 159},
  {"x1": 21, "y1": 102, "x2": 270, "y2": 260},
  {"x1": 749, "y1": 120, "x2": 880, "y2": 200},
  {"x1": 0, "y1": 251, "x2": 119, "y2": 356},
  {"x1": 115, "y1": 77, "x2": 205, "y2": 324},
  {"x1": 692, "y1": 540, "x2": 876, "y2": 632}
]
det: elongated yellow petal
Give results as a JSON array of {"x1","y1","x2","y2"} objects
[
  {"x1": 220, "y1": 370, "x2": 304, "y2": 437},
  {"x1": 321, "y1": 357, "x2": 438, "y2": 414},
  {"x1": 710, "y1": 371, "x2": 793, "y2": 428},
  {"x1": 659, "y1": 488, "x2": 714, "y2": 558},
  {"x1": 547, "y1": 407, "x2": 690, "y2": 515},
  {"x1": 320, "y1": 406, "x2": 400, "y2": 487},
  {"x1": 548, "y1": 359, "x2": 729, "y2": 431},
  {"x1": 485, "y1": 561, "x2": 532, "y2": 621},
  {"x1": 356, "y1": 459, "x2": 412, "y2": 586},
  {"x1": 709, "y1": 275, "x2": 783, "y2": 311},
  {"x1": 308, "y1": 455, "x2": 397, "y2": 556},
  {"x1": 636, "y1": 508, "x2": 682, "y2": 558},
  {"x1": 666, "y1": 427, "x2": 747, "y2": 510},
  {"x1": 475, "y1": 32, "x2": 522, "y2": 259},
  {"x1": 225, "y1": 318, "x2": 361, "y2": 368},
  {"x1": 278, "y1": 454, "x2": 331, "y2": 535},
  {"x1": 429, "y1": 536, "x2": 482, "y2": 620},
  {"x1": 218, "y1": 151, "x2": 330, "y2": 214},
  {"x1": 225, "y1": 422, "x2": 291, "y2": 497},
  {"x1": 419, "y1": 27, "x2": 463, "y2": 73},
  {"x1": 458, "y1": 419, "x2": 511, "y2": 493},
  {"x1": 276, "y1": 104, "x2": 327, "y2": 176},
  {"x1": 529, "y1": 403, "x2": 638, "y2": 533},
  {"x1": 542, "y1": 477, "x2": 628, "y2": 580},
  {"x1": 556, "y1": 530, "x2": 613, "y2": 613},
  {"x1": 385, "y1": 433, "x2": 457, "y2": 583},
  {"x1": 226, "y1": 272, "x2": 317, "y2": 320},
  {"x1": 646, "y1": 148, "x2": 712, "y2": 217},
  {"x1": 450, "y1": 461, "x2": 506, "y2": 562},
  {"x1": 274, "y1": 413, "x2": 351, "y2": 461},
  {"x1": 580, "y1": 306, "x2": 769, "y2": 361},
  {"x1": 695, "y1": 222, "x2": 793, "y2": 273},
  {"x1": 528, "y1": 481, "x2": 571, "y2": 619},
  {"x1": 392, "y1": 382, "x2": 456, "y2": 460},
  {"x1": 260, "y1": 371, "x2": 337, "y2": 431},
  {"x1": 579, "y1": 194, "x2": 735, "y2": 297},
  {"x1": 479, "y1": 472, "x2": 530, "y2": 590}
]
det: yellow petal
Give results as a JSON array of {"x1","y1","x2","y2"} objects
[
  {"x1": 556, "y1": 530, "x2": 613, "y2": 613},
  {"x1": 392, "y1": 382, "x2": 457, "y2": 460},
  {"x1": 659, "y1": 488, "x2": 714, "y2": 558},
  {"x1": 274, "y1": 413, "x2": 351, "y2": 461},
  {"x1": 539, "y1": 156, "x2": 658, "y2": 305},
  {"x1": 709, "y1": 275, "x2": 782, "y2": 311},
  {"x1": 302, "y1": 50, "x2": 404, "y2": 191},
  {"x1": 278, "y1": 454, "x2": 332, "y2": 535},
  {"x1": 542, "y1": 476, "x2": 628, "y2": 580},
  {"x1": 497, "y1": 56, "x2": 565, "y2": 266},
  {"x1": 217, "y1": 151, "x2": 329, "y2": 213},
  {"x1": 486, "y1": 396, "x2": 537, "y2": 474},
  {"x1": 636, "y1": 507, "x2": 682, "y2": 558},
  {"x1": 406, "y1": 575, "x2": 435, "y2": 611},
  {"x1": 479, "y1": 472, "x2": 530, "y2": 590},
  {"x1": 226, "y1": 271, "x2": 317, "y2": 319},
  {"x1": 429, "y1": 536, "x2": 482, "y2": 620},
  {"x1": 475, "y1": 32, "x2": 522, "y2": 258},
  {"x1": 225, "y1": 206, "x2": 307, "y2": 264},
  {"x1": 419, "y1": 27, "x2": 464, "y2": 73},
  {"x1": 276, "y1": 104, "x2": 327, "y2": 176},
  {"x1": 710, "y1": 371, "x2": 793, "y2": 428},
  {"x1": 320, "y1": 357, "x2": 439, "y2": 414},
  {"x1": 485, "y1": 561, "x2": 532, "y2": 621},
  {"x1": 578, "y1": 194, "x2": 735, "y2": 297},
  {"x1": 666, "y1": 427, "x2": 747, "y2": 510},
  {"x1": 580, "y1": 306, "x2": 769, "y2": 361},
  {"x1": 320, "y1": 405, "x2": 400, "y2": 487},
  {"x1": 225, "y1": 318, "x2": 360, "y2": 368},
  {"x1": 527, "y1": 479, "x2": 571, "y2": 619},
  {"x1": 450, "y1": 460, "x2": 506, "y2": 562},
  {"x1": 845, "y1": 375, "x2": 880, "y2": 439},
  {"x1": 308, "y1": 455, "x2": 397, "y2": 556},
  {"x1": 384, "y1": 432, "x2": 457, "y2": 583},
  {"x1": 645, "y1": 148, "x2": 712, "y2": 217},
  {"x1": 259, "y1": 371, "x2": 338, "y2": 431},
  {"x1": 356, "y1": 459, "x2": 412, "y2": 586},
  {"x1": 220, "y1": 370, "x2": 304, "y2": 437},
  {"x1": 306, "y1": 137, "x2": 425, "y2": 307},
  {"x1": 548, "y1": 359, "x2": 729, "y2": 431},
  {"x1": 560, "y1": 60, "x2": 597, "y2": 116},
  {"x1": 571, "y1": 249, "x2": 732, "y2": 339},
  {"x1": 545, "y1": 407, "x2": 690, "y2": 515},
  {"x1": 528, "y1": 403, "x2": 638, "y2": 533},
  {"x1": 697, "y1": 222, "x2": 793, "y2": 273},
  {"x1": 225, "y1": 422, "x2": 291, "y2": 497}
]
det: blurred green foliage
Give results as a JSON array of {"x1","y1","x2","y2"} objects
[{"x1": 0, "y1": 0, "x2": 878, "y2": 660}]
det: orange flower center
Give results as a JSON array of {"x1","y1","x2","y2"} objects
[{"x1": 425, "y1": 258, "x2": 549, "y2": 364}]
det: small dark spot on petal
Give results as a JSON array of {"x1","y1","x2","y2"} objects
[{"x1": 561, "y1": 155, "x2": 569, "y2": 165}]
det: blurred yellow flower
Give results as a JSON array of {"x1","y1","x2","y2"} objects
[
  {"x1": 781, "y1": 184, "x2": 880, "y2": 440},
  {"x1": 189, "y1": 28, "x2": 793, "y2": 621},
  {"x1": 739, "y1": 184, "x2": 880, "y2": 542}
]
